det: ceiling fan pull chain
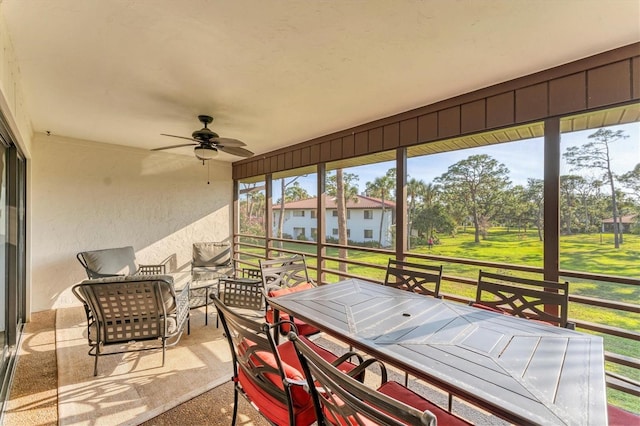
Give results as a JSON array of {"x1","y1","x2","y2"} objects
[{"x1": 207, "y1": 160, "x2": 210, "y2": 184}]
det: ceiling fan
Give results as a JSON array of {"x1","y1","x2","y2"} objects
[{"x1": 152, "y1": 115, "x2": 254, "y2": 160}]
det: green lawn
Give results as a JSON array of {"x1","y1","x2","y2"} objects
[{"x1": 239, "y1": 229, "x2": 640, "y2": 412}]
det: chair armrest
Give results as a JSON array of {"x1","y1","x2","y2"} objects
[
  {"x1": 346, "y1": 356, "x2": 388, "y2": 385},
  {"x1": 72, "y1": 284, "x2": 95, "y2": 328},
  {"x1": 284, "y1": 377, "x2": 309, "y2": 388},
  {"x1": 331, "y1": 351, "x2": 364, "y2": 369},
  {"x1": 173, "y1": 281, "x2": 190, "y2": 332},
  {"x1": 175, "y1": 281, "x2": 190, "y2": 306}
]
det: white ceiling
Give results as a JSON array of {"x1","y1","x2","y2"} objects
[{"x1": 2, "y1": 0, "x2": 639, "y2": 162}]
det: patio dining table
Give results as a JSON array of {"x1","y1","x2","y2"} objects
[{"x1": 267, "y1": 278, "x2": 608, "y2": 426}]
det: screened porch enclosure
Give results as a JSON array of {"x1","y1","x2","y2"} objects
[{"x1": 232, "y1": 44, "x2": 640, "y2": 413}]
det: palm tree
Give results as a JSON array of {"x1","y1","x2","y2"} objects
[
  {"x1": 276, "y1": 177, "x2": 309, "y2": 242},
  {"x1": 365, "y1": 173, "x2": 395, "y2": 248},
  {"x1": 327, "y1": 170, "x2": 359, "y2": 274},
  {"x1": 407, "y1": 178, "x2": 427, "y2": 249}
]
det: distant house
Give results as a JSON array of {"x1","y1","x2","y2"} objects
[
  {"x1": 601, "y1": 214, "x2": 637, "y2": 233},
  {"x1": 272, "y1": 195, "x2": 396, "y2": 247}
]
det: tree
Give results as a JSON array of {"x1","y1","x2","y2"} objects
[
  {"x1": 239, "y1": 183, "x2": 266, "y2": 235},
  {"x1": 563, "y1": 128, "x2": 628, "y2": 248},
  {"x1": 327, "y1": 170, "x2": 359, "y2": 274},
  {"x1": 413, "y1": 203, "x2": 455, "y2": 241},
  {"x1": 560, "y1": 175, "x2": 584, "y2": 234},
  {"x1": 365, "y1": 169, "x2": 395, "y2": 248},
  {"x1": 435, "y1": 154, "x2": 511, "y2": 243},
  {"x1": 406, "y1": 178, "x2": 428, "y2": 250},
  {"x1": 525, "y1": 179, "x2": 544, "y2": 241},
  {"x1": 620, "y1": 163, "x2": 640, "y2": 203},
  {"x1": 284, "y1": 181, "x2": 310, "y2": 202},
  {"x1": 275, "y1": 178, "x2": 309, "y2": 241},
  {"x1": 499, "y1": 184, "x2": 528, "y2": 233}
]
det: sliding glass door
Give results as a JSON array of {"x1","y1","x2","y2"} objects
[{"x1": 0, "y1": 116, "x2": 26, "y2": 413}]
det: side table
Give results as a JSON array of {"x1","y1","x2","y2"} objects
[{"x1": 190, "y1": 272, "x2": 223, "y2": 326}]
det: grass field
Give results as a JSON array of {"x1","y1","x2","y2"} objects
[{"x1": 239, "y1": 228, "x2": 640, "y2": 412}]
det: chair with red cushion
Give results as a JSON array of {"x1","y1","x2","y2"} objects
[
  {"x1": 289, "y1": 332, "x2": 472, "y2": 426},
  {"x1": 212, "y1": 293, "x2": 361, "y2": 426},
  {"x1": 260, "y1": 255, "x2": 320, "y2": 337},
  {"x1": 608, "y1": 403, "x2": 640, "y2": 426},
  {"x1": 472, "y1": 270, "x2": 575, "y2": 329}
]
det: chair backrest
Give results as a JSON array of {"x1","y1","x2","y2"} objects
[
  {"x1": 192, "y1": 241, "x2": 232, "y2": 268},
  {"x1": 289, "y1": 332, "x2": 436, "y2": 426},
  {"x1": 212, "y1": 294, "x2": 303, "y2": 424},
  {"x1": 76, "y1": 246, "x2": 138, "y2": 279},
  {"x1": 475, "y1": 270, "x2": 570, "y2": 327},
  {"x1": 242, "y1": 267, "x2": 262, "y2": 279},
  {"x1": 384, "y1": 259, "x2": 443, "y2": 297},
  {"x1": 72, "y1": 275, "x2": 178, "y2": 344},
  {"x1": 219, "y1": 277, "x2": 264, "y2": 311},
  {"x1": 259, "y1": 255, "x2": 312, "y2": 291}
]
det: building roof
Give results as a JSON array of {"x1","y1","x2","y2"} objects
[
  {"x1": 601, "y1": 214, "x2": 637, "y2": 224},
  {"x1": 273, "y1": 195, "x2": 396, "y2": 210}
]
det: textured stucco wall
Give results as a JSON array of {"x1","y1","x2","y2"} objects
[
  {"x1": 0, "y1": 8, "x2": 33, "y2": 155},
  {"x1": 31, "y1": 133, "x2": 233, "y2": 311}
]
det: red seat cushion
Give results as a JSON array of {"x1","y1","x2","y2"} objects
[
  {"x1": 267, "y1": 283, "x2": 320, "y2": 335},
  {"x1": 608, "y1": 404, "x2": 640, "y2": 426},
  {"x1": 249, "y1": 347, "x2": 310, "y2": 407},
  {"x1": 238, "y1": 368, "x2": 317, "y2": 426},
  {"x1": 278, "y1": 336, "x2": 358, "y2": 375},
  {"x1": 237, "y1": 335, "x2": 358, "y2": 424},
  {"x1": 378, "y1": 381, "x2": 471, "y2": 426},
  {"x1": 268, "y1": 282, "x2": 315, "y2": 297},
  {"x1": 265, "y1": 309, "x2": 320, "y2": 335}
]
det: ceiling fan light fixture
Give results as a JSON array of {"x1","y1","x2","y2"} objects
[{"x1": 194, "y1": 145, "x2": 218, "y2": 160}]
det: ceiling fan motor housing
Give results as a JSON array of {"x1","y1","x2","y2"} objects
[
  {"x1": 192, "y1": 115, "x2": 218, "y2": 141},
  {"x1": 192, "y1": 128, "x2": 219, "y2": 140}
]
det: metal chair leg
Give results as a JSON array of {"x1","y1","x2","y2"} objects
[{"x1": 232, "y1": 384, "x2": 239, "y2": 426}]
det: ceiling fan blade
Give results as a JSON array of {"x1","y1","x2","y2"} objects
[
  {"x1": 218, "y1": 145, "x2": 254, "y2": 157},
  {"x1": 160, "y1": 133, "x2": 200, "y2": 143},
  {"x1": 151, "y1": 142, "x2": 198, "y2": 151},
  {"x1": 211, "y1": 137, "x2": 246, "y2": 147}
]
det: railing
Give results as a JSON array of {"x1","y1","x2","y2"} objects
[{"x1": 234, "y1": 233, "x2": 640, "y2": 403}]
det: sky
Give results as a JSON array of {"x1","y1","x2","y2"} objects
[{"x1": 269, "y1": 122, "x2": 639, "y2": 199}]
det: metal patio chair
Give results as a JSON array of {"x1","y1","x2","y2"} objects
[
  {"x1": 289, "y1": 331, "x2": 472, "y2": 426},
  {"x1": 77, "y1": 246, "x2": 167, "y2": 279},
  {"x1": 473, "y1": 270, "x2": 574, "y2": 328},
  {"x1": 212, "y1": 294, "x2": 361, "y2": 426},
  {"x1": 72, "y1": 274, "x2": 190, "y2": 376},
  {"x1": 260, "y1": 255, "x2": 320, "y2": 338}
]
